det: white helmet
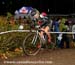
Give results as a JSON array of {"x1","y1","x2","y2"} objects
[{"x1": 40, "y1": 12, "x2": 47, "y2": 18}]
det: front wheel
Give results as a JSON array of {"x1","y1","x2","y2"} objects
[{"x1": 22, "y1": 33, "x2": 41, "y2": 56}]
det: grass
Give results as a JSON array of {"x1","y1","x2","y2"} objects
[{"x1": 0, "y1": 16, "x2": 30, "y2": 59}]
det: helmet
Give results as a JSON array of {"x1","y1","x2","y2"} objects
[
  {"x1": 30, "y1": 9, "x2": 37, "y2": 16},
  {"x1": 40, "y1": 12, "x2": 47, "y2": 18}
]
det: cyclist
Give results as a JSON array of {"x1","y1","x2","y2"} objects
[
  {"x1": 38, "y1": 12, "x2": 51, "y2": 44},
  {"x1": 20, "y1": 7, "x2": 51, "y2": 44}
]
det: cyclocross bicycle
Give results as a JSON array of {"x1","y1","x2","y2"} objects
[{"x1": 22, "y1": 25, "x2": 55, "y2": 56}]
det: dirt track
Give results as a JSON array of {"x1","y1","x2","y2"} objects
[{"x1": 0, "y1": 48, "x2": 75, "y2": 65}]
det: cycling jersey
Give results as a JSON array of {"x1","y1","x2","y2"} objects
[
  {"x1": 38, "y1": 16, "x2": 49, "y2": 28},
  {"x1": 38, "y1": 12, "x2": 50, "y2": 28}
]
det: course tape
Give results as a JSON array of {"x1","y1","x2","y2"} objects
[{"x1": 0, "y1": 30, "x2": 75, "y2": 35}]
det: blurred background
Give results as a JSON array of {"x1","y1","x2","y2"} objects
[{"x1": 0, "y1": 0, "x2": 75, "y2": 15}]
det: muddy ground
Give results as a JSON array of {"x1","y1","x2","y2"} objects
[{"x1": 0, "y1": 48, "x2": 75, "y2": 65}]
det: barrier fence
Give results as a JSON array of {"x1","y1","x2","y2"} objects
[{"x1": 0, "y1": 30, "x2": 75, "y2": 35}]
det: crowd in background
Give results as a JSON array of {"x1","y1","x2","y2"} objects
[{"x1": 49, "y1": 16, "x2": 75, "y2": 48}]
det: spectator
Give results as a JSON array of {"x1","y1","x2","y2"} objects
[
  {"x1": 72, "y1": 23, "x2": 75, "y2": 42},
  {"x1": 52, "y1": 18, "x2": 61, "y2": 48},
  {"x1": 60, "y1": 23, "x2": 70, "y2": 48}
]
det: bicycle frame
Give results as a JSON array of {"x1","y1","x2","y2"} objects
[
  {"x1": 31, "y1": 30, "x2": 39, "y2": 45},
  {"x1": 32, "y1": 29, "x2": 47, "y2": 46}
]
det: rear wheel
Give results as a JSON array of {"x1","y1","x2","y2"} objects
[{"x1": 22, "y1": 33, "x2": 41, "y2": 56}]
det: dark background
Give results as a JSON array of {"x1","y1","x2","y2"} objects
[{"x1": 0, "y1": 0, "x2": 75, "y2": 15}]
